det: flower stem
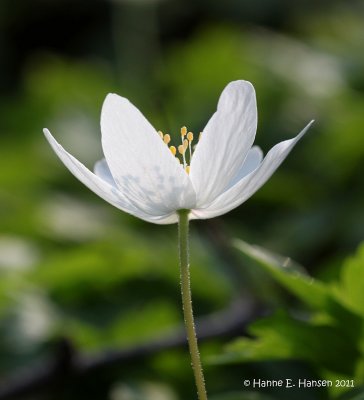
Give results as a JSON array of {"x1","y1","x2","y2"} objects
[{"x1": 178, "y1": 210, "x2": 208, "y2": 400}]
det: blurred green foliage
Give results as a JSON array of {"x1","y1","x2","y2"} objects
[
  {"x1": 215, "y1": 241, "x2": 364, "y2": 398},
  {"x1": 0, "y1": 0, "x2": 363, "y2": 399}
]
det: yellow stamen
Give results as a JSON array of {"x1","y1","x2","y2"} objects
[
  {"x1": 178, "y1": 144, "x2": 187, "y2": 168},
  {"x1": 163, "y1": 134, "x2": 171, "y2": 144},
  {"x1": 187, "y1": 132, "x2": 194, "y2": 160},
  {"x1": 158, "y1": 125, "x2": 202, "y2": 170},
  {"x1": 178, "y1": 144, "x2": 186, "y2": 155}
]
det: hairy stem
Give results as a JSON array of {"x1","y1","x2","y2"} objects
[{"x1": 178, "y1": 210, "x2": 208, "y2": 400}]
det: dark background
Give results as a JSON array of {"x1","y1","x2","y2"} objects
[{"x1": 0, "y1": 1, "x2": 363, "y2": 399}]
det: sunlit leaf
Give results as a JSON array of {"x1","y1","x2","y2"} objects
[
  {"x1": 233, "y1": 239, "x2": 329, "y2": 309},
  {"x1": 333, "y1": 243, "x2": 364, "y2": 318}
]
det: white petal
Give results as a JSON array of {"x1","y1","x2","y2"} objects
[
  {"x1": 94, "y1": 156, "x2": 178, "y2": 218},
  {"x1": 149, "y1": 213, "x2": 179, "y2": 224},
  {"x1": 101, "y1": 94, "x2": 196, "y2": 214},
  {"x1": 94, "y1": 158, "x2": 116, "y2": 187},
  {"x1": 192, "y1": 121, "x2": 314, "y2": 219},
  {"x1": 189, "y1": 80, "x2": 257, "y2": 206},
  {"x1": 44, "y1": 129, "x2": 178, "y2": 224},
  {"x1": 225, "y1": 146, "x2": 263, "y2": 190}
]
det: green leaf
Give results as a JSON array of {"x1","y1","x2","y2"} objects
[
  {"x1": 233, "y1": 239, "x2": 330, "y2": 309},
  {"x1": 215, "y1": 311, "x2": 360, "y2": 376},
  {"x1": 334, "y1": 243, "x2": 364, "y2": 318},
  {"x1": 232, "y1": 240, "x2": 362, "y2": 344}
]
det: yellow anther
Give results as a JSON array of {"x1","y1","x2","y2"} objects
[
  {"x1": 178, "y1": 144, "x2": 186, "y2": 155},
  {"x1": 157, "y1": 126, "x2": 196, "y2": 168},
  {"x1": 199, "y1": 132, "x2": 202, "y2": 140},
  {"x1": 181, "y1": 126, "x2": 187, "y2": 137},
  {"x1": 163, "y1": 134, "x2": 171, "y2": 144}
]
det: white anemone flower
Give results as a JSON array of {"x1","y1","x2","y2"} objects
[{"x1": 44, "y1": 80, "x2": 313, "y2": 225}]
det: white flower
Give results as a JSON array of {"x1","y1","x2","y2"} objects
[{"x1": 44, "y1": 80, "x2": 313, "y2": 225}]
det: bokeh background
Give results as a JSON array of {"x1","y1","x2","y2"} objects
[{"x1": 0, "y1": 0, "x2": 364, "y2": 399}]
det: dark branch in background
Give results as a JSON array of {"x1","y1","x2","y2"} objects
[{"x1": 0, "y1": 298, "x2": 264, "y2": 400}]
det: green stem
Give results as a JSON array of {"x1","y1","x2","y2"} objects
[{"x1": 178, "y1": 210, "x2": 208, "y2": 400}]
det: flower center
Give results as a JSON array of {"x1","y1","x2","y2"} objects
[{"x1": 158, "y1": 126, "x2": 201, "y2": 174}]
